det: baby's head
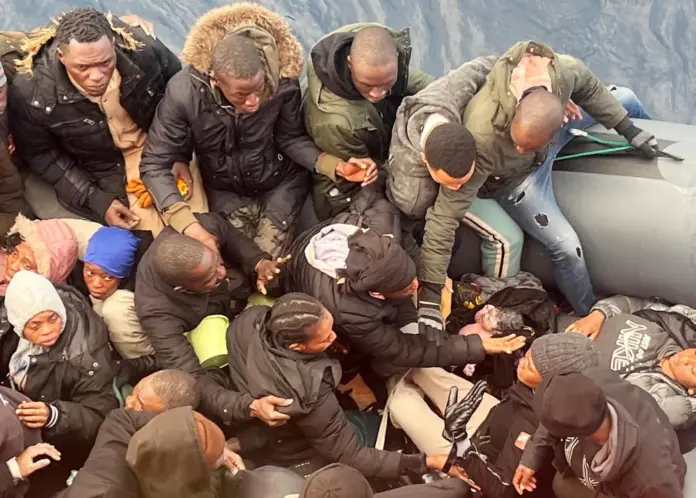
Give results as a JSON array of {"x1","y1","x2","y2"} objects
[{"x1": 475, "y1": 305, "x2": 525, "y2": 333}]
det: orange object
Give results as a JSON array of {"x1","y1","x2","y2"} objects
[
  {"x1": 126, "y1": 179, "x2": 153, "y2": 208},
  {"x1": 177, "y1": 177, "x2": 190, "y2": 197}
]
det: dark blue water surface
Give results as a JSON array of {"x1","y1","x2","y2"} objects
[{"x1": 2, "y1": 0, "x2": 695, "y2": 123}]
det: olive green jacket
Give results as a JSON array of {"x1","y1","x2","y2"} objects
[
  {"x1": 420, "y1": 40, "x2": 629, "y2": 284},
  {"x1": 304, "y1": 23, "x2": 432, "y2": 218}
]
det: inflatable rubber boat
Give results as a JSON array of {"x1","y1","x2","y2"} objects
[
  {"x1": 26, "y1": 118, "x2": 696, "y2": 307},
  {"x1": 450, "y1": 119, "x2": 696, "y2": 307}
]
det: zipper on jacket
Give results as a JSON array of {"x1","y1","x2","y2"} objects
[{"x1": 49, "y1": 117, "x2": 97, "y2": 128}]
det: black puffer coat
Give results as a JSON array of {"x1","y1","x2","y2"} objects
[
  {"x1": 56, "y1": 409, "x2": 156, "y2": 498},
  {"x1": 8, "y1": 20, "x2": 180, "y2": 221},
  {"x1": 140, "y1": 5, "x2": 320, "y2": 217},
  {"x1": 283, "y1": 189, "x2": 486, "y2": 375},
  {"x1": 0, "y1": 286, "x2": 119, "y2": 449},
  {"x1": 135, "y1": 213, "x2": 268, "y2": 426},
  {"x1": 227, "y1": 305, "x2": 427, "y2": 479}
]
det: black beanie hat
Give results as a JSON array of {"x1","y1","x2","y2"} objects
[
  {"x1": 344, "y1": 229, "x2": 416, "y2": 295},
  {"x1": 534, "y1": 371, "x2": 609, "y2": 438},
  {"x1": 300, "y1": 464, "x2": 373, "y2": 498}
]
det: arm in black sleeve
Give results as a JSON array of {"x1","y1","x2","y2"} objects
[
  {"x1": 140, "y1": 71, "x2": 195, "y2": 211},
  {"x1": 139, "y1": 311, "x2": 254, "y2": 425},
  {"x1": 273, "y1": 79, "x2": 322, "y2": 172},
  {"x1": 294, "y1": 381, "x2": 410, "y2": 479},
  {"x1": 0, "y1": 462, "x2": 15, "y2": 494},
  {"x1": 7, "y1": 85, "x2": 117, "y2": 218},
  {"x1": 196, "y1": 213, "x2": 269, "y2": 275},
  {"x1": 339, "y1": 309, "x2": 486, "y2": 368},
  {"x1": 58, "y1": 409, "x2": 155, "y2": 498},
  {"x1": 45, "y1": 367, "x2": 120, "y2": 447}
]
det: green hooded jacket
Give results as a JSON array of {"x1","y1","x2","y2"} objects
[
  {"x1": 420, "y1": 40, "x2": 629, "y2": 285},
  {"x1": 304, "y1": 23, "x2": 432, "y2": 219}
]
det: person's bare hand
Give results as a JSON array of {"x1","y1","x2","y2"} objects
[
  {"x1": 119, "y1": 15, "x2": 156, "y2": 39},
  {"x1": 566, "y1": 310, "x2": 606, "y2": 340},
  {"x1": 513, "y1": 465, "x2": 537, "y2": 495},
  {"x1": 336, "y1": 157, "x2": 377, "y2": 185},
  {"x1": 16, "y1": 401, "x2": 50, "y2": 429},
  {"x1": 255, "y1": 255, "x2": 291, "y2": 295},
  {"x1": 482, "y1": 334, "x2": 526, "y2": 355},
  {"x1": 16, "y1": 443, "x2": 61, "y2": 478},
  {"x1": 452, "y1": 465, "x2": 481, "y2": 490},
  {"x1": 183, "y1": 222, "x2": 219, "y2": 256},
  {"x1": 222, "y1": 447, "x2": 246, "y2": 474},
  {"x1": 249, "y1": 395, "x2": 293, "y2": 427},
  {"x1": 172, "y1": 162, "x2": 193, "y2": 201},
  {"x1": 356, "y1": 158, "x2": 378, "y2": 186},
  {"x1": 105, "y1": 199, "x2": 137, "y2": 229},
  {"x1": 565, "y1": 99, "x2": 583, "y2": 121}
]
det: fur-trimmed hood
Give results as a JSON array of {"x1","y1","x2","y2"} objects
[{"x1": 181, "y1": 2, "x2": 303, "y2": 85}]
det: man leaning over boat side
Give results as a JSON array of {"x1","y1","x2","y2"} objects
[
  {"x1": 8, "y1": 8, "x2": 207, "y2": 233},
  {"x1": 404, "y1": 41, "x2": 654, "y2": 342}
]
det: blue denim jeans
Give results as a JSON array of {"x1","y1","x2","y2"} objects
[{"x1": 497, "y1": 87, "x2": 651, "y2": 315}]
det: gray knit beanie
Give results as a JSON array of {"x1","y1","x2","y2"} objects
[
  {"x1": 530, "y1": 333, "x2": 599, "y2": 377},
  {"x1": 5, "y1": 270, "x2": 67, "y2": 337}
]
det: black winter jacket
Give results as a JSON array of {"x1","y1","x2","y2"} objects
[
  {"x1": 134, "y1": 213, "x2": 268, "y2": 425},
  {"x1": 8, "y1": 21, "x2": 180, "y2": 222},
  {"x1": 227, "y1": 306, "x2": 427, "y2": 479},
  {"x1": 521, "y1": 368, "x2": 686, "y2": 498},
  {"x1": 56, "y1": 409, "x2": 155, "y2": 498},
  {"x1": 0, "y1": 286, "x2": 119, "y2": 449},
  {"x1": 140, "y1": 4, "x2": 322, "y2": 215},
  {"x1": 462, "y1": 384, "x2": 553, "y2": 498},
  {"x1": 284, "y1": 193, "x2": 486, "y2": 373},
  {"x1": 140, "y1": 68, "x2": 320, "y2": 215}
]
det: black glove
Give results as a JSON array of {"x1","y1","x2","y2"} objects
[
  {"x1": 615, "y1": 116, "x2": 659, "y2": 158},
  {"x1": 441, "y1": 381, "x2": 488, "y2": 473},
  {"x1": 418, "y1": 282, "x2": 445, "y2": 343},
  {"x1": 442, "y1": 381, "x2": 488, "y2": 443}
]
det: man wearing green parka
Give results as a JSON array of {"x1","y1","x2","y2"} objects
[
  {"x1": 402, "y1": 41, "x2": 653, "y2": 336},
  {"x1": 304, "y1": 23, "x2": 432, "y2": 220}
]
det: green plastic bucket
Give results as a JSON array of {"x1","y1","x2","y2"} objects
[{"x1": 186, "y1": 314, "x2": 230, "y2": 368}]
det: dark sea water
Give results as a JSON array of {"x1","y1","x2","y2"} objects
[{"x1": 2, "y1": 0, "x2": 695, "y2": 123}]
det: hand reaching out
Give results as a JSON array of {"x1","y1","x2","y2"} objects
[{"x1": 482, "y1": 334, "x2": 526, "y2": 355}]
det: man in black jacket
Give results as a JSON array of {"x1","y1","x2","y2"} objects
[
  {"x1": 135, "y1": 213, "x2": 292, "y2": 428},
  {"x1": 515, "y1": 369, "x2": 686, "y2": 498},
  {"x1": 140, "y1": 4, "x2": 361, "y2": 258},
  {"x1": 284, "y1": 195, "x2": 524, "y2": 384},
  {"x1": 8, "y1": 8, "x2": 181, "y2": 228}
]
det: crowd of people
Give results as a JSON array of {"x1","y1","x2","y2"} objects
[{"x1": 0, "y1": 3, "x2": 692, "y2": 498}]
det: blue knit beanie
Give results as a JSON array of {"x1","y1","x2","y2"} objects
[{"x1": 84, "y1": 227, "x2": 139, "y2": 279}]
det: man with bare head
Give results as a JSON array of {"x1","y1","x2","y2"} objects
[
  {"x1": 348, "y1": 26, "x2": 399, "y2": 103},
  {"x1": 305, "y1": 23, "x2": 432, "y2": 219},
  {"x1": 9, "y1": 8, "x2": 185, "y2": 230},
  {"x1": 509, "y1": 90, "x2": 566, "y2": 155},
  {"x1": 403, "y1": 41, "x2": 653, "y2": 340}
]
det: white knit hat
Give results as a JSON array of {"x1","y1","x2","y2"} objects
[{"x1": 5, "y1": 271, "x2": 67, "y2": 337}]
